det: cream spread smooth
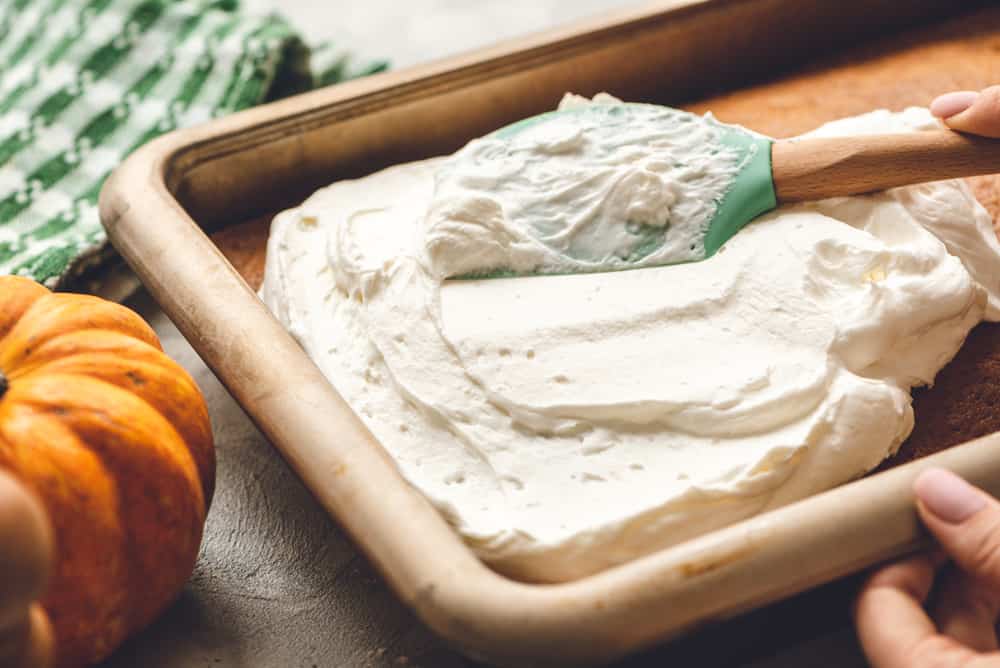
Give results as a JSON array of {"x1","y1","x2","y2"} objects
[{"x1": 260, "y1": 96, "x2": 1000, "y2": 582}]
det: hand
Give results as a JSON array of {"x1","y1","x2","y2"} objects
[
  {"x1": 0, "y1": 471, "x2": 53, "y2": 668},
  {"x1": 856, "y1": 468, "x2": 1000, "y2": 667},
  {"x1": 931, "y1": 86, "x2": 1000, "y2": 138}
]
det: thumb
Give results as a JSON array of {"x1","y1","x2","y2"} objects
[
  {"x1": 914, "y1": 468, "x2": 1000, "y2": 588},
  {"x1": 930, "y1": 86, "x2": 1000, "y2": 138},
  {"x1": 0, "y1": 472, "x2": 54, "y2": 668},
  {"x1": 21, "y1": 606, "x2": 54, "y2": 668}
]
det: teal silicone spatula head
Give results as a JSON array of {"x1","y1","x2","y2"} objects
[
  {"x1": 432, "y1": 101, "x2": 1000, "y2": 280},
  {"x1": 692, "y1": 113, "x2": 777, "y2": 256},
  {"x1": 431, "y1": 102, "x2": 779, "y2": 280},
  {"x1": 495, "y1": 103, "x2": 777, "y2": 260}
]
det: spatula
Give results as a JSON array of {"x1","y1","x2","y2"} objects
[{"x1": 487, "y1": 102, "x2": 1000, "y2": 263}]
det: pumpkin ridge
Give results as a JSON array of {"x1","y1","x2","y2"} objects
[
  {"x1": 0, "y1": 406, "x2": 129, "y2": 667},
  {"x1": 11, "y1": 352, "x2": 215, "y2": 506},
  {"x1": 8, "y1": 375, "x2": 207, "y2": 661},
  {"x1": 7, "y1": 376, "x2": 208, "y2": 526},
  {"x1": 0, "y1": 296, "x2": 161, "y2": 371},
  {"x1": 0, "y1": 276, "x2": 213, "y2": 667},
  {"x1": 11, "y1": 373, "x2": 203, "y2": 494},
  {"x1": 3, "y1": 329, "x2": 168, "y2": 381}
]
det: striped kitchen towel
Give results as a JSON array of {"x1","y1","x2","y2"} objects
[{"x1": 0, "y1": 0, "x2": 386, "y2": 287}]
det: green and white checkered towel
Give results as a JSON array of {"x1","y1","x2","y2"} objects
[{"x1": 0, "y1": 0, "x2": 385, "y2": 287}]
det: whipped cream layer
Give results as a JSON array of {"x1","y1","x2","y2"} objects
[{"x1": 261, "y1": 100, "x2": 1000, "y2": 582}]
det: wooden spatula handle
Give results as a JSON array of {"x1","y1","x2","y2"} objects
[{"x1": 772, "y1": 130, "x2": 1000, "y2": 203}]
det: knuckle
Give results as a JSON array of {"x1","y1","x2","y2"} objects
[
  {"x1": 977, "y1": 85, "x2": 1000, "y2": 110},
  {"x1": 964, "y1": 519, "x2": 1000, "y2": 577},
  {"x1": 952, "y1": 85, "x2": 1000, "y2": 137},
  {"x1": 864, "y1": 559, "x2": 933, "y2": 599},
  {"x1": 968, "y1": 589, "x2": 1000, "y2": 622},
  {"x1": 909, "y1": 635, "x2": 969, "y2": 668}
]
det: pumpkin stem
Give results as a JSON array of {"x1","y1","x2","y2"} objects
[{"x1": 0, "y1": 370, "x2": 6, "y2": 399}]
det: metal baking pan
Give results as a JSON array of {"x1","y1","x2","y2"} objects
[{"x1": 99, "y1": 0, "x2": 1000, "y2": 664}]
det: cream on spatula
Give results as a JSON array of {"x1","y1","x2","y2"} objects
[{"x1": 427, "y1": 102, "x2": 1000, "y2": 278}]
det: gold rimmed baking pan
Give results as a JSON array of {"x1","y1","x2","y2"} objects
[{"x1": 100, "y1": 1, "x2": 1000, "y2": 664}]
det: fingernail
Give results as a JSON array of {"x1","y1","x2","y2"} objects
[
  {"x1": 914, "y1": 468, "x2": 986, "y2": 523},
  {"x1": 930, "y1": 91, "x2": 979, "y2": 118}
]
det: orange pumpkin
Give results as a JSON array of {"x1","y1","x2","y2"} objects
[{"x1": 0, "y1": 276, "x2": 214, "y2": 668}]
